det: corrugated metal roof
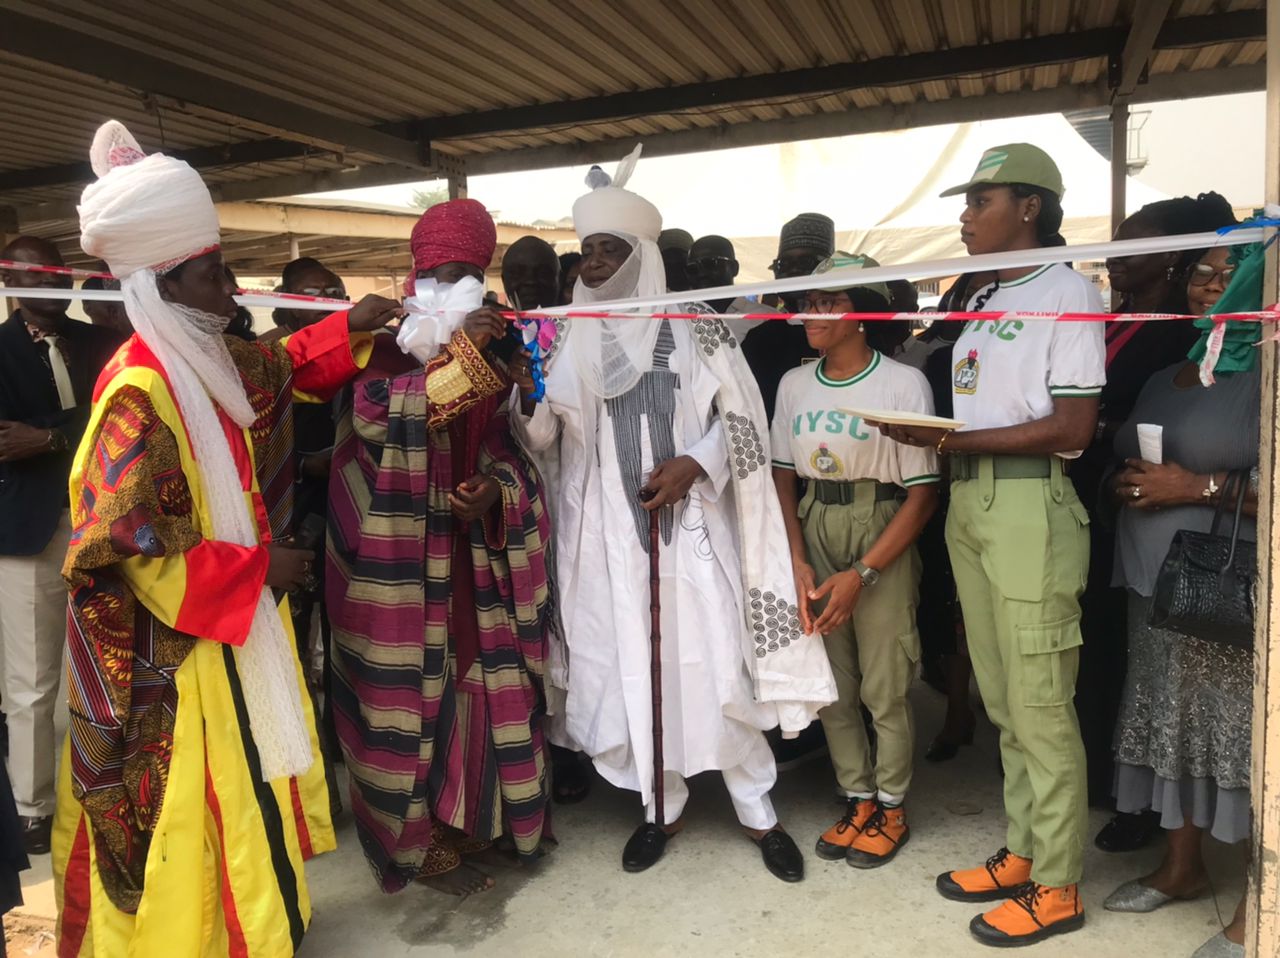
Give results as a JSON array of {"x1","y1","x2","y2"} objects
[{"x1": 0, "y1": 0, "x2": 1266, "y2": 271}]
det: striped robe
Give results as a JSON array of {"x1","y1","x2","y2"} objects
[
  {"x1": 327, "y1": 331, "x2": 553, "y2": 893},
  {"x1": 53, "y1": 311, "x2": 369, "y2": 957}
]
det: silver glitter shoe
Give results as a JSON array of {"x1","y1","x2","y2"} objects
[
  {"x1": 1190, "y1": 932, "x2": 1245, "y2": 958},
  {"x1": 1103, "y1": 879, "x2": 1174, "y2": 913}
]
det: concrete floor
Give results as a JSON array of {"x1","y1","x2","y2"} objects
[{"x1": 15, "y1": 683, "x2": 1244, "y2": 958}]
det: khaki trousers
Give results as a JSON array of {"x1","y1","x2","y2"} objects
[
  {"x1": 0, "y1": 513, "x2": 72, "y2": 818},
  {"x1": 946, "y1": 459, "x2": 1089, "y2": 887},
  {"x1": 801, "y1": 483, "x2": 920, "y2": 800}
]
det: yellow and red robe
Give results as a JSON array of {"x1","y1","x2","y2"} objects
[{"x1": 53, "y1": 311, "x2": 369, "y2": 958}]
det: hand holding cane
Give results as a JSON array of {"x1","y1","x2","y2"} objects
[{"x1": 639, "y1": 488, "x2": 664, "y2": 828}]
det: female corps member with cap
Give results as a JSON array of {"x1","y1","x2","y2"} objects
[
  {"x1": 771, "y1": 254, "x2": 939, "y2": 870},
  {"x1": 879, "y1": 144, "x2": 1105, "y2": 947}
]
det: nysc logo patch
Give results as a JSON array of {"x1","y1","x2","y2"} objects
[{"x1": 954, "y1": 349, "x2": 980, "y2": 395}]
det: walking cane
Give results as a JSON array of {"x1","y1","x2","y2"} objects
[{"x1": 642, "y1": 494, "x2": 665, "y2": 828}]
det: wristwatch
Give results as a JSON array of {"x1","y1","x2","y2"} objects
[
  {"x1": 852, "y1": 560, "x2": 880, "y2": 587},
  {"x1": 46, "y1": 429, "x2": 68, "y2": 453}
]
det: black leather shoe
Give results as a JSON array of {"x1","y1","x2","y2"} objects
[
  {"x1": 21, "y1": 815, "x2": 52, "y2": 856},
  {"x1": 755, "y1": 829, "x2": 804, "y2": 882},
  {"x1": 925, "y1": 721, "x2": 976, "y2": 763},
  {"x1": 622, "y1": 823, "x2": 669, "y2": 872},
  {"x1": 1095, "y1": 811, "x2": 1160, "y2": 853},
  {"x1": 925, "y1": 738, "x2": 961, "y2": 762}
]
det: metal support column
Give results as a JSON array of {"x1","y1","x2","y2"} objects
[
  {"x1": 1110, "y1": 100, "x2": 1129, "y2": 236},
  {"x1": 1248, "y1": 0, "x2": 1280, "y2": 953}
]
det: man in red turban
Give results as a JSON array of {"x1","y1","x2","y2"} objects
[
  {"x1": 406, "y1": 197, "x2": 499, "y2": 292},
  {"x1": 328, "y1": 198, "x2": 556, "y2": 898}
]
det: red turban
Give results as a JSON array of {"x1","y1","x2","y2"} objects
[{"x1": 408, "y1": 198, "x2": 497, "y2": 280}]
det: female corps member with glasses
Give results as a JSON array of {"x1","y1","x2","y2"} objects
[
  {"x1": 877, "y1": 144, "x2": 1105, "y2": 948},
  {"x1": 771, "y1": 254, "x2": 939, "y2": 871}
]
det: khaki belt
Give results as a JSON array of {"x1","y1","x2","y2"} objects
[
  {"x1": 811, "y1": 479, "x2": 904, "y2": 505},
  {"x1": 949, "y1": 454, "x2": 1061, "y2": 482}
]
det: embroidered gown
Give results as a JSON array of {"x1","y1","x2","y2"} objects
[
  {"x1": 516, "y1": 319, "x2": 815, "y2": 812},
  {"x1": 53, "y1": 311, "x2": 369, "y2": 958}
]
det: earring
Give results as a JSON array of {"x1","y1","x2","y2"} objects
[
  {"x1": 1022, "y1": 215, "x2": 1030, "y2": 222},
  {"x1": 1166, "y1": 266, "x2": 1177, "y2": 280},
  {"x1": 858, "y1": 322, "x2": 865, "y2": 333}
]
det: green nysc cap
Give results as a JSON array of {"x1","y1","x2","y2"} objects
[
  {"x1": 939, "y1": 143, "x2": 1065, "y2": 199},
  {"x1": 811, "y1": 252, "x2": 891, "y2": 302}
]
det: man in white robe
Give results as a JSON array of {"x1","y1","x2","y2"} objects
[{"x1": 511, "y1": 148, "x2": 836, "y2": 881}]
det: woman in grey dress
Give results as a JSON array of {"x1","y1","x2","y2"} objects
[{"x1": 1103, "y1": 241, "x2": 1261, "y2": 958}]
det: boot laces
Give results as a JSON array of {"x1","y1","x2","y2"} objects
[
  {"x1": 832, "y1": 798, "x2": 862, "y2": 835},
  {"x1": 862, "y1": 804, "x2": 892, "y2": 838},
  {"x1": 1011, "y1": 882, "x2": 1048, "y2": 924},
  {"x1": 985, "y1": 847, "x2": 1012, "y2": 872},
  {"x1": 982, "y1": 847, "x2": 1019, "y2": 887}
]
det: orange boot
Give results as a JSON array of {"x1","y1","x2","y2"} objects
[
  {"x1": 969, "y1": 882, "x2": 1085, "y2": 946},
  {"x1": 936, "y1": 847, "x2": 1033, "y2": 902},
  {"x1": 815, "y1": 798, "x2": 877, "y2": 860},
  {"x1": 846, "y1": 803, "x2": 910, "y2": 869}
]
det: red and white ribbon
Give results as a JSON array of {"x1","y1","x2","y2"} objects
[{"x1": 3, "y1": 224, "x2": 1272, "y2": 316}]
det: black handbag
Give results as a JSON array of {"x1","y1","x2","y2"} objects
[{"x1": 1149, "y1": 470, "x2": 1256, "y2": 648}]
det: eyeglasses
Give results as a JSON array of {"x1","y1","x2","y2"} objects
[
  {"x1": 803, "y1": 294, "x2": 853, "y2": 313},
  {"x1": 300, "y1": 286, "x2": 348, "y2": 300},
  {"x1": 1188, "y1": 263, "x2": 1236, "y2": 288},
  {"x1": 770, "y1": 255, "x2": 823, "y2": 277},
  {"x1": 687, "y1": 255, "x2": 734, "y2": 273}
]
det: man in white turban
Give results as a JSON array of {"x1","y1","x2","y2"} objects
[
  {"x1": 50, "y1": 120, "x2": 416, "y2": 956},
  {"x1": 512, "y1": 147, "x2": 836, "y2": 882}
]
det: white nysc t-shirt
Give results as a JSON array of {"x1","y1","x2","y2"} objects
[
  {"x1": 770, "y1": 351, "x2": 940, "y2": 486},
  {"x1": 951, "y1": 263, "x2": 1106, "y2": 459}
]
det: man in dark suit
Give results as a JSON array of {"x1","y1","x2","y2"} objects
[{"x1": 0, "y1": 236, "x2": 123, "y2": 855}]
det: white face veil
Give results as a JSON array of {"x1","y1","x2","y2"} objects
[
  {"x1": 78, "y1": 120, "x2": 313, "y2": 782},
  {"x1": 568, "y1": 147, "x2": 669, "y2": 399}
]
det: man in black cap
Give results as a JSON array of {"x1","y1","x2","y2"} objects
[
  {"x1": 686, "y1": 235, "x2": 781, "y2": 346},
  {"x1": 741, "y1": 213, "x2": 835, "y2": 419},
  {"x1": 657, "y1": 228, "x2": 693, "y2": 293},
  {"x1": 686, "y1": 235, "x2": 739, "y2": 313}
]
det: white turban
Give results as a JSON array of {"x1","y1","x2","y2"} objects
[
  {"x1": 571, "y1": 146, "x2": 662, "y2": 245},
  {"x1": 79, "y1": 121, "x2": 220, "y2": 278},
  {"x1": 568, "y1": 145, "x2": 671, "y2": 399}
]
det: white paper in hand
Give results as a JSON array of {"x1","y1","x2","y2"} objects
[{"x1": 1136, "y1": 423, "x2": 1163, "y2": 465}]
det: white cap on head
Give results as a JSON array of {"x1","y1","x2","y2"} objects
[
  {"x1": 78, "y1": 120, "x2": 220, "y2": 278},
  {"x1": 571, "y1": 145, "x2": 662, "y2": 244}
]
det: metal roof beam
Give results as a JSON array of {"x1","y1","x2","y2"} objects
[
  {"x1": 0, "y1": 139, "x2": 330, "y2": 193},
  {"x1": 0, "y1": 10, "x2": 429, "y2": 169},
  {"x1": 460, "y1": 64, "x2": 1265, "y2": 176},
  {"x1": 5, "y1": 162, "x2": 442, "y2": 227},
  {"x1": 1, "y1": 61, "x2": 1262, "y2": 232},
  {"x1": 0, "y1": 10, "x2": 1260, "y2": 197},
  {"x1": 422, "y1": 10, "x2": 1264, "y2": 139},
  {"x1": 1113, "y1": 0, "x2": 1176, "y2": 97}
]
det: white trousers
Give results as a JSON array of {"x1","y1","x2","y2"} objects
[
  {"x1": 644, "y1": 729, "x2": 778, "y2": 831},
  {"x1": 0, "y1": 513, "x2": 71, "y2": 817}
]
